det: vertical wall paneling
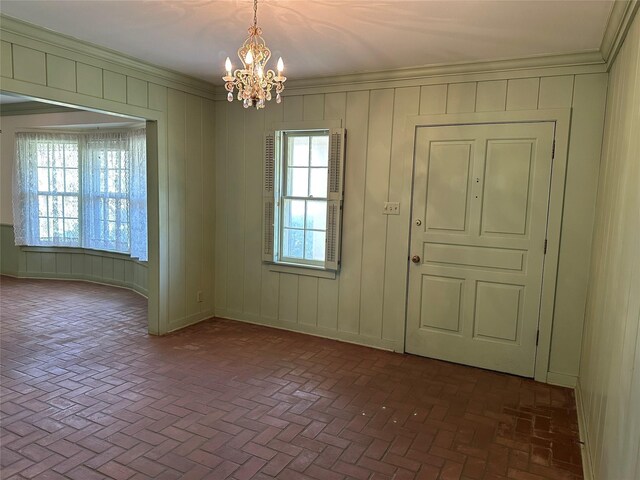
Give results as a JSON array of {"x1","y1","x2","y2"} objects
[
  {"x1": 279, "y1": 274, "x2": 299, "y2": 323},
  {"x1": 215, "y1": 69, "x2": 609, "y2": 369},
  {"x1": 0, "y1": 226, "x2": 149, "y2": 295},
  {"x1": 576, "y1": 10, "x2": 640, "y2": 478},
  {"x1": 506, "y1": 77, "x2": 540, "y2": 110},
  {"x1": 41, "y1": 252, "x2": 55, "y2": 273},
  {"x1": 475, "y1": 80, "x2": 507, "y2": 112},
  {"x1": 46, "y1": 55, "x2": 76, "y2": 92},
  {"x1": 76, "y1": 63, "x2": 103, "y2": 98},
  {"x1": 260, "y1": 101, "x2": 284, "y2": 321},
  {"x1": 12, "y1": 45, "x2": 46, "y2": 85},
  {"x1": 127, "y1": 77, "x2": 148, "y2": 108},
  {"x1": 579, "y1": 12, "x2": 640, "y2": 479},
  {"x1": 419, "y1": 84, "x2": 447, "y2": 114},
  {"x1": 57, "y1": 253, "x2": 71, "y2": 274},
  {"x1": 359, "y1": 89, "x2": 395, "y2": 338},
  {"x1": 167, "y1": 90, "x2": 187, "y2": 326},
  {"x1": 382, "y1": 86, "x2": 420, "y2": 343},
  {"x1": 103, "y1": 70, "x2": 127, "y2": 103},
  {"x1": 185, "y1": 94, "x2": 203, "y2": 319},
  {"x1": 215, "y1": 102, "x2": 229, "y2": 311},
  {"x1": 226, "y1": 103, "x2": 247, "y2": 314},
  {"x1": 317, "y1": 92, "x2": 347, "y2": 331},
  {"x1": 283, "y1": 95, "x2": 304, "y2": 122},
  {"x1": 148, "y1": 83, "x2": 167, "y2": 111},
  {"x1": 446, "y1": 82, "x2": 476, "y2": 113},
  {"x1": 1, "y1": 40, "x2": 13, "y2": 77},
  {"x1": 201, "y1": 99, "x2": 216, "y2": 314},
  {"x1": 243, "y1": 104, "x2": 265, "y2": 318},
  {"x1": 538, "y1": 75, "x2": 574, "y2": 109},
  {"x1": 336, "y1": 90, "x2": 370, "y2": 335},
  {"x1": 303, "y1": 94, "x2": 325, "y2": 121},
  {"x1": 548, "y1": 74, "x2": 606, "y2": 376}
]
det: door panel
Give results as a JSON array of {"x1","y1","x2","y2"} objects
[
  {"x1": 420, "y1": 275, "x2": 464, "y2": 333},
  {"x1": 406, "y1": 122, "x2": 554, "y2": 377},
  {"x1": 482, "y1": 141, "x2": 533, "y2": 235},
  {"x1": 425, "y1": 142, "x2": 472, "y2": 232}
]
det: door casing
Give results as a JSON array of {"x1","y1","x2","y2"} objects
[{"x1": 402, "y1": 109, "x2": 571, "y2": 383}]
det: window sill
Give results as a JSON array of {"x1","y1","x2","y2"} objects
[
  {"x1": 19, "y1": 245, "x2": 147, "y2": 264},
  {"x1": 268, "y1": 263, "x2": 336, "y2": 279}
]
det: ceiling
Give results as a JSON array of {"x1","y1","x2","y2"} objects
[{"x1": 0, "y1": 1, "x2": 615, "y2": 85}]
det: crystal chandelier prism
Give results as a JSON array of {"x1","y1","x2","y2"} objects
[{"x1": 223, "y1": 0, "x2": 286, "y2": 109}]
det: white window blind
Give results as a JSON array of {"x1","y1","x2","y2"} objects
[{"x1": 13, "y1": 130, "x2": 148, "y2": 261}]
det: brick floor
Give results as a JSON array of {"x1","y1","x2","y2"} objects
[{"x1": 0, "y1": 276, "x2": 583, "y2": 480}]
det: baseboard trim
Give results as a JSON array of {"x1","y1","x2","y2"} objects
[
  {"x1": 575, "y1": 379, "x2": 594, "y2": 480},
  {"x1": 167, "y1": 310, "x2": 215, "y2": 333},
  {"x1": 546, "y1": 371, "x2": 578, "y2": 388},
  {"x1": 215, "y1": 308, "x2": 399, "y2": 353},
  {"x1": 0, "y1": 271, "x2": 148, "y2": 298}
]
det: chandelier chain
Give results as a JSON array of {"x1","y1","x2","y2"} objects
[{"x1": 253, "y1": 0, "x2": 258, "y2": 28}]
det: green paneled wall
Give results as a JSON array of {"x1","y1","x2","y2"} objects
[
  {"x1": 0, "y1": 224, "x2": 147, "y2": 296},
  {"x1": 578, "y1": 10, "x2": 640, "y2": 480},
  {"x1": 215, "y1": 70, "x2": 608, "y2": 384}
]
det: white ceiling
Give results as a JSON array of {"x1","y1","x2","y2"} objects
[{"x1": 0, "y1": 1, "x2": 614, "y2": 85}]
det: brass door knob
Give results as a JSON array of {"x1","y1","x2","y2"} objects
[{"x1": 411, "y1": 255, "x2": 421, "y2": 264}]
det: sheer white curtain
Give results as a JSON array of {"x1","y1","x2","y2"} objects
[
  {"x1": 81, "y1": 129, "x2": 148, "y2": 261},
  {"x1": 14, "y1": 129, "x2": 147, "y2": 261},
  {"x1": 13, "y1": 132, "x2": 80, "y2": 247},
  {"x1": 82, "y1": 131, "x2": 131, "y2": 254},
  {"x1": 128, "y1": 129, "x2": 147, "y2": 261}
]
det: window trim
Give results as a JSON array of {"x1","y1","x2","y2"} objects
[
  {"x1": 263, "y1": 120, "x2": 345, "y2": 278},
  {"x1": 279, "y1": 129, "x2": 329, "y2": 268}
]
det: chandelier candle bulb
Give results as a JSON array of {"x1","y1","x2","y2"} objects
[{"x1": 222, "y1": 0, "x2": 287, "y2": 109}]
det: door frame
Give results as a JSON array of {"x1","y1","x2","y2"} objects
[{"x1": 402, "y1": 109, "x2": 571, "y2": 383}]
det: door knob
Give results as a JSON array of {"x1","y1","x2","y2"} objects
[{"x1": 411, "y1": 255, "x2": 421, "y2": 264}]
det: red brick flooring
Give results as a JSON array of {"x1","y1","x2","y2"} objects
[{"x1": 0, "y1": 276, "x2": 583, "y2": 480}]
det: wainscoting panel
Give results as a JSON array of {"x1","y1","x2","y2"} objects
[{"x1": 0, "y1": 224, "x2": 148, "y2": 296}]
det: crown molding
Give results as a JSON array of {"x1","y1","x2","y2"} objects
[
  {"x1": 285, "y1": 51, "x2": 604, "y2": 90},
  {"x1": 214, "y1": 50, "x2": 606, "y2": 99},
  {"x1": 601, "y1": 0, "x2": 639, "y2": 69},
  {"x1": 0, "y1": 15, "x2": 217, "y2": 99}
]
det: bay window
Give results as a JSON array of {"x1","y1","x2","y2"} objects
[{"x1": 13, "y1": 129, "x2": 148, "y2": 261}]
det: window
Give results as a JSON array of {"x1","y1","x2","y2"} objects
[
  {"x1": 32, "y1": 135, "x2": 81, "y2": 246},
  {"x1": 263, "y1": 127, "x2": 345, "y2": 271},
  {"x1": 13, "y1": 130, "x2": 148, "y2": 261}
]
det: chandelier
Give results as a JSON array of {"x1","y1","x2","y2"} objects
[{"x1": 223, "y1": 0, "x2": 286, "y2": 109}]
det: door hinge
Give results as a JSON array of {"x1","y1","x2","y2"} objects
[
  {"x1": 544, "y1": 239, "x2": 548, "y2": 254},
  {"x1": 552, "y1": 139, "x2": 556, "y2": 159},
  {"x1": 536, "y1": 330, "x2": 540, "y2": 346}
]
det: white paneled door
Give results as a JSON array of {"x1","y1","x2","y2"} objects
[{"x1": 406, "y1": 122, "x2": 555, "y2": 377}]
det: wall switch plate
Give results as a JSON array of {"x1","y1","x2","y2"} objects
[
  {"x1": 383, "y1": 202, "x2": 400, "y2": 215},
  {"x1": 197, "y1": 291, "x2": 203, "y2": 302}
]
